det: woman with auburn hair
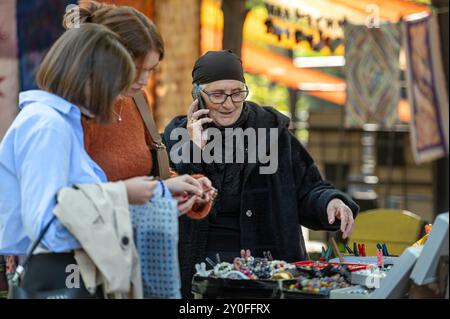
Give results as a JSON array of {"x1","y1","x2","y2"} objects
[
  {"x1": 0, "y1": 23, "x2": 145, "y2": 297},
  {"x1": 0, "y1": 20, "x2": 206, "y2": 298},
  {"x1": 63, "y1": 1, "x2": 215, "y2": 217}
]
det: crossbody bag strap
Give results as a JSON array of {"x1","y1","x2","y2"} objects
[
  {"x1": 11, "y1": 215, "x2": 57, "y2": 283},
  {"x1": 133, "y1": 92, "x2": 171, "y2": 179}
]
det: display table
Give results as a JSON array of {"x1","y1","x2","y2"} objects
[
  {"x1": 191, "y1": 258, "x2": 392, "y2": 299},
  {"x1": 191, "y1": 213, "x2": 448, "y2": 299}
]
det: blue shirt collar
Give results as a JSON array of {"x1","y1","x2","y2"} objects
[{"x1": 19, "y1": 90, "x2": 78, "y2": 115}]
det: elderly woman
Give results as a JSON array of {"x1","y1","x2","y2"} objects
[{"x1": 163, "y1": 50, "x2": 359, "y2": 298}]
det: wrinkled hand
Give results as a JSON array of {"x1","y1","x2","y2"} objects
[
  {"x1": 326, "y1": 198, "x2": 354, "y2": 239},
  {"x1": 193, "y1": 176, "x2": 217, "y2": 207},
  {"x1": 187, "y1": 100, "x2": 213, "y2": 149}
]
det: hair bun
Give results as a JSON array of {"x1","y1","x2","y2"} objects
[{"x1": 62, "y1": 1, "x2": 110, "y2": 30}]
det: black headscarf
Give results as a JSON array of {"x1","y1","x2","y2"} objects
[
  {"x1": 192, "y1": 50, "x2": 248, "y2": 217},
  {"x1": 192, "y1": 50, "x2": 246, "y2": 84}
]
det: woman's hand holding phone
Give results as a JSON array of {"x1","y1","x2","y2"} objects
[{"x1": 187, "y1": 99, "x2": 213, "y2": 149}]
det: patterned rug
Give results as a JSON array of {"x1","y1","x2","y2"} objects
[
  {"x1": 344, "y1": 22, "x2": 402, "y2": 128},
  {"x1": 404, "y1": 12, "x2": 449, "y2": 164}
]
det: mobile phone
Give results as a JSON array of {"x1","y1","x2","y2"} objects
[{"x1": 192, "y1": 83, "x2": 208, "y2": 120}]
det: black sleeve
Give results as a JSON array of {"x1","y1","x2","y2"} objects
[{"x1": 290, "y1": 133, "x2": 359, "y2": 231}]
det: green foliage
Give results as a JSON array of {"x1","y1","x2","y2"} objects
[
  {"x1": 244, "y1": 72, "x2": 290, "y2": 112},
  {"x1": 245, "y1": 0, "x2": 266, "y2": 10},
  {"x1": 244, "y1": 72, "x2": 315, "y2": 144},
  {"x1": 410, "y1": 0, "x2": 431, "y2": 4}
]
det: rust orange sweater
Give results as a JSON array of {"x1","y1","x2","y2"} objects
[
  {"x1": 83, "y1": 97, "x2": 153, "y2": 182},
  {"x1": 82, "y1": 95, "x2": 211, "y2": 219}
]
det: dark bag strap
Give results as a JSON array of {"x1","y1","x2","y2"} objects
[
  {"x1": 133, "y1": 92, "x2": 171, "y2": 180},
  {"x1": 10, "y1": 215, "x2": 57, "y2": 283},
  {"x1": 7, "y1": 213, "x2": 99, "y2": 299}
]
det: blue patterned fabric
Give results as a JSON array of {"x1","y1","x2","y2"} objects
[{"x1": 129, "y1": 182, "x2": 181, "y2": 299}]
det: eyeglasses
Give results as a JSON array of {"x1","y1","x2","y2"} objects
[{"x1": 202, "y1": 87, "x2": 249, "y2": 104}]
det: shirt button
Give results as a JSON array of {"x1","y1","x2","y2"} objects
[
  {"x1": 245, "y1": 210, "x2": 253, "y2": 217},
  {"x1": 122, "y1": 236, "x2": 129, "y2": 246}
]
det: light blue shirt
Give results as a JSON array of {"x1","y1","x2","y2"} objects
[{"x1": 0, "y1": 90, "x2": 108, "y2": 255}]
